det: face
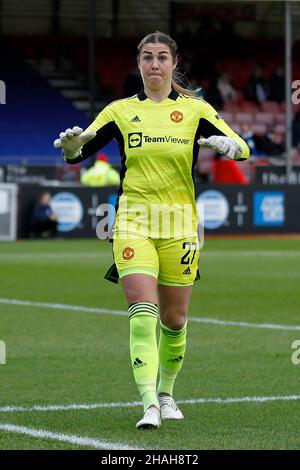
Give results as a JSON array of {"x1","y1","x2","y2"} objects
[
  {"x1": 40, "y1": 193, "x2": 51, "y2": 205},
  {"x1": 138, "y1": 43, "x2": 177, "y2": 90}
]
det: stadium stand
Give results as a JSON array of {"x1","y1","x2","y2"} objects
[
  {"x1": 0, "y1": 48, "x2": 88, "y2": 164},
  {"x1": 1, "y1": 33, "x2": 300, "y2": 172}
]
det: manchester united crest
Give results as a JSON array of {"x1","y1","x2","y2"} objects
[
  {"x1": 122, "y1": 247, "x2": 135, "y2": 260},
  {"x1": 170, "y1": 111, "x2": 183, "y2": 123}
]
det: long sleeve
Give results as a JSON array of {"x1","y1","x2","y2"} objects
[
  {"x1": 65, "y1": 103, "x2": 122, "y2": 165},
  {"x1": 198, "y1": 99, "x2": 250, "y2": 160}
]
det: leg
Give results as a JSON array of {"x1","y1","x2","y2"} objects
[
  {"x1": 121, "y1": 273, "x2": 158, "y2": 305},
  {"x1": 155, "y1": 237, "x2": 199, "y2": 418},
  {"x1": 157, "y1": 285, "x2": 193, "y2": 419},
  {"x1": 122, "y1": 274, "x2": 160, "y2": 428},
  {"x1": 158, "y1": 284, "x2": 192, "y2": 330},
  {"x1": 113, "y1": 236, "x2": 160, "y2": 427}
]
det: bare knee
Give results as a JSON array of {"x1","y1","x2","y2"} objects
[
  {"x1": 122, "y1": 274, "x2": 158, "y2": 305},
  {"x1": 160, "y1": 307, "x2": 187, "y2": 330}
]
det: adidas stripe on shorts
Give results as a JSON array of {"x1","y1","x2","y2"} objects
[{"x1": 113, "y1": 234, "x2": 200, "y2": 286}]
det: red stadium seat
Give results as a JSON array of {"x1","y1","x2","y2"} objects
[
  {"x1": 279, "y1": 102, "x2": 286, "y2": 111},
  {"x1": 279, "y1": 103, "x2": 300, "y2": 117},
  {"x1": 292, "y1": 103, "x2": 300, "y2": 115},
  {"x1": 261, "y1": 101, "x2": 280, "y2": 112},
  {"x1": 240, "y1": 101, "x2": 260, "y2": 112},
  {"x1": 255, "y1": 113, "x2": 274, "y2": 125},
  {"x1": 235, "y1": 91, "x2": 244, "y2": 103},
  {"x1": 276, "y1": 113, "x2": 286, "y2": 123},
  {"x1": 223, "y1": 102, "x2": 240, "y2": 113},
  {"x1": 235, "y1": 112, "x2": 253, "y2": 124}
]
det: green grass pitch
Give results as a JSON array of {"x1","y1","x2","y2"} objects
[{"x1": 0, "y1": 237, "x2": 299, "y2": 450}]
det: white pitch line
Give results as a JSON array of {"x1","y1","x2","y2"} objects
[
  {"x1": 1, "y1": 395, "x2": 300, "y2": 414},
  {"x1": 189, "y1": 316, "x2": 300, "y2": 331},
  {"x1": 205, "y1": 251, "x2": 300, "y2": 257},
  {"x1": 178, "y1": 394, "x2": 300, "y2": 405},
  {"x1": 0, "y1": 298, "x2": 127, "y2": 317},
  {"x1": 0, "y1": 401, "x2": 142, "y2": 413},
  {"x1": 1, "y1": 297, "x2": 300, "y2": 332},
  {"x1": 0, "y1": 423, "x2": 142, "y2": 450},
  {"x1": 0, "y1": 252, "x2": 111, "y2": 260}
]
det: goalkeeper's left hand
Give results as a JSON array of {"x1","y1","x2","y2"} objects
[{"x1": 198, "y1": 136, "x2": 242, "y2": 159}]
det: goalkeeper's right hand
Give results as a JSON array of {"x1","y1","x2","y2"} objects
[{"x1": 53, "y1": 126, "x2": 96, "y2": 159}]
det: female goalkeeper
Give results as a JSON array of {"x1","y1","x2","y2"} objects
[{"x1": 54, "y1": 31, "x2": 250, "y2": 429}]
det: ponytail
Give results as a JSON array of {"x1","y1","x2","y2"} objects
[{"x1": 171, "y1": 79, "x2": 201, "y2": 98}]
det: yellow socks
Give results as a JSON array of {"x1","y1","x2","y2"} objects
[
  {"x1": 129, "y1": 302, "x2": 159, "y2": 412},
  {"x1": 157, "y1": 321, "x2": 187, "y2": 396}
]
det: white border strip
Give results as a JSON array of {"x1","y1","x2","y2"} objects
[
  {"x1": 1, "y1": 395, "x2": 300, "y2": 414},
  {"x1": 1, "y1": 298, "x2": 300, "y2": 331},
  {"x1": 0, "y1": 423, "x2": 142, "y2": 450}
]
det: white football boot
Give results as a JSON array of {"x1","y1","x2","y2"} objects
[
  {"x1": 159, "y1": 395, "x2": 184, "y2": 420},
  {"x1": 136, "y1": 406, "x2": 161, "y2": 429}
]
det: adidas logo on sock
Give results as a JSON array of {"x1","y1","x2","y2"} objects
[
  {"x1": 182, "y1": 267, "x2": 191, "y2": 275},
  {"x1": 131, "y1": 115, "x2": 141, "y2": 122},
  {"x1": 167, "y1": 355, "x2": 183, "y2": 363},
  {"x1": 133, "y1": 357, "x2": 146, "y2": 369}
]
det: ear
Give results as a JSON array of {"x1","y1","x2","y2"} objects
[{"x1": 172, "y1": 58, "x2": 178, "y2": 71}]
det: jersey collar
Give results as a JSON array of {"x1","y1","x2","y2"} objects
[{"x1": 138, "y1": 89, "x2": 179, "y2": 101}]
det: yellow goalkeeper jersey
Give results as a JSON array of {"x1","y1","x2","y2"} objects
[{"x1": 66, "y1": 89, "x2": 250, "y2": 238}]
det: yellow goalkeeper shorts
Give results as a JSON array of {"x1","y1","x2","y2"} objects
[{"x1": 111, "y1": 235, "x2": 200, "y2": 286}]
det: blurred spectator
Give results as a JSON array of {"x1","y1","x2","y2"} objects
[
  {"x1": 292, "y1": 111, "x2": 300, "y2": 149},
  {"x1": 30, "y1": 192, "x2": 58, "y2": 239},
  {"x1": 268, "y1": 66, "x2": 285, "y2": 103},
  {"x1": 217, "y1": 73, "x2": 237, "y2": 102},
  {"x1": 80, "y1": 153, "x2": 120, "y2": 187},
  {"x1": 255, "y1": 125, "x2": 284, "y2": 156},
  {"x1": 241, "y1": 123, "x2": 284, "y2": 157},
  {"x1": 240, "y1": 124, "x2": 262, "y2": 156},
  {"x1": 245, "y1": 66, "x2": 269, "y2": 104}
]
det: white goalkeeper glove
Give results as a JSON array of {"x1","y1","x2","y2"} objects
[
  {"x1": 198, "y1": 136, "x2": 242, "y2": 159},
  {"x1": 53, "y1": 126, "x2": 96, "y2": 159}
]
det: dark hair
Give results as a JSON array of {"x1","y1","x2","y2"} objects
[{"x1": 137, "y1": 31, "x2": 200, "y2": 98}]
